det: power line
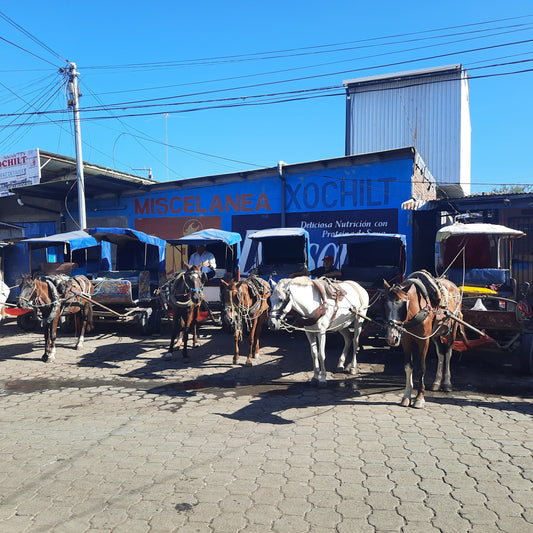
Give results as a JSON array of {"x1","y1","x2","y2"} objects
[{"x1": 0, "y1": 10, "x2": 67, "y2": 64}]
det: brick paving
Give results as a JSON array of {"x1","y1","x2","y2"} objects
[{"x1": 0, "y1": 319, "x2": 532, "y2": 532}]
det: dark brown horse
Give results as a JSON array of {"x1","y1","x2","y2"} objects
[
  {"x1": 383, "y1": 271, "x2": 464, "y2": 408},
  {"x1": 221, "y1": 275, "x2": 271, "y2": 365},
  {"x1": 164, "y1": 265, "x2": 203, "y2": 360},
  {"x1": 18, "y1": 274, "x2": 94, "y2": 362}
]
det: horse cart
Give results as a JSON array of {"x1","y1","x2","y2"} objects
[
  {"x1": 436, "y1": 221, "x2": 533, "y2": 374},
  {"x1": 13, "y1": 230, "x2": 108, "y2": 331},
  {"x1": 87, "y1": 227, "x2": 166, "y2": 335},
  {"x1": 164, "y1": 228, "x2": 242, "y2": 327},
  {"x1": 334, "y1": 232, "x2": 407, "y2": 343},
  {"x1": 245, "y1": 227, "x2": 310, "y2": 283}
]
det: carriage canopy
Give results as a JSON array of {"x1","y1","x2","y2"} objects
[{"x1": 247, "y1": 227, "x2": 310, "y2": 281}]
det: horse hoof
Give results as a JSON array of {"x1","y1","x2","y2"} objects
[
  {"x1": 348, "y1": 367, "x2": 357, "y2": 376},
  {"x1": 413, "y1": 399, "x2": 425, "y2": 409},
  {"x1": 245, "y1": 361, "x2": 253, "y2": 367},
  {"x1": 310, "y1": 378, "x2": 319, "y2": 387},
  {"x1": 431, "y1": 383, "x2": 441, "y2": 391},
  {"x1": 442, "y1": 384, "x2": 452, "y2": 393},
  {"x1": 318, "y1": 381, "x2": 327, "y2": 389},
  {"x1": 400, "y1": 398, "x2": 410, "y2": 407},
  {"x1": 335, "y1": 366, "x2": 345, "y2": 373}
]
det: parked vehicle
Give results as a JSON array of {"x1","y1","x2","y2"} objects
[
  {"x1": 13, "y1": 230, "x2": 110, "y2": 331},
  {"x1": 245, "y1": 227, "x2": 310, "y2": 283},
  {"x1": 436, "y1": 221, "x2": 533, "y2": 374},
  {"x1": 166, "y1": 228, "x2": 242, "y2": 325},
  {"x1": 335, "y1": 232, "x2": 407, "y2": 343},
  {"x1": 88, "y1": 227, "x2": 166, "y2": 335}
]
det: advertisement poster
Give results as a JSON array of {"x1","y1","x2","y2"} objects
[{"x1": 0, "y1": 149, "x2": 40, "y2": 197}]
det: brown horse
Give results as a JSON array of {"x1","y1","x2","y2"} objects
[
  {"x1": 222, "y1": 275, "x2": 271, "y2": 365},
  {"x1": 18, "y1": 274, "x2": 94, "y2": 362},
  {"x1": 164, "y1": 265, "x2": 203, "y2": 360},
  {"x1": 383, "y1": 271, "x2": 464, "y2": 408}
]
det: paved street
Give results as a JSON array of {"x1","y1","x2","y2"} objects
[{"x1": 0, "y1": 319, "x2": 532, "y2": 533}]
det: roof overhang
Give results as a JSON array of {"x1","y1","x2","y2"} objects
[{"x1": 9, "y1": 150, "x2": 156, "y2": 202}]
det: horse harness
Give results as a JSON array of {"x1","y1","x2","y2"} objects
[
  {"x1": 390, "y1": 271, "x2": 454, "y2": 332},
  {"x1": 227, "y1": 276, "x2": 270, "y2": 330},
  {"x1": 169, "y1": 270, "x2": 203, "y2": 308},
  {"x1": 294, "y1": 277, "x2": 347, "y2": 327}
]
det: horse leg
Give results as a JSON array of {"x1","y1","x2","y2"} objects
[
  {"x1": 413, "y1": 340, "x2": 429, "y2": 409},
  {"x1": 233, "y1": 328, "x2": 241, "y2": 365},
  {"x1": 432, "y1": 339, "x2": 453, "y2": 392},
  {"x1": 400, "y1": 339, "x2": 414, "y2": 407},
  {"x1": 43, "y1": 322, "x2": 52, "y2": 362},
  {"x1": 245, "y1": 320, "x2": 260, "y2": 366},
  {"x1": 47, "y1": 316, "x2": 60, "y2": 363},
  {"x1": 336, "y1": 328, "x2": 354, "y2": 374},
  {"x1": 165, "y1": 314, "x2": 180, "y2": 358},
  {"x1": 305, "y1": 330, "x2": 322, "y2": 385},
  {"x1": 347, "y1": 318, "x2": 365, "y2": 375},
  {"x1": 317, "y1": 332, "x2": 327, "y2": 387}
]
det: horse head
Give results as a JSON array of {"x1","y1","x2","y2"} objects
[
  {"x1": 268, "y1": 278, "x2": 293, "y2": 330},
  {"x1": 18, "y1": 275, "x2": 37, "y2": 309},
  {"x1": 382, "y1": 279, "x2": 413, "y2": 347},
  {"x1": 184, "y1": 264, "x2": 204, "y2": 305},
  {"x1": 221, "y1": 277, "x2": 239, "y2": 331}
]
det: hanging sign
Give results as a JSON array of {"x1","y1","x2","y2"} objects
[{"x1": 0, "y1": 149, "x2": 41, "y2": 197}]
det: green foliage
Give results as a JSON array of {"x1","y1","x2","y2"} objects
[{"x1": 491, "y1": 184, "x2": 533, "y2": 194}]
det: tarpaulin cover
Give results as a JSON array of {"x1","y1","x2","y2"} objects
[
  {"x1": 22, "y1": 230, "x2": 99, "y2": 251},
  {"x1": 168, "y1": 229, "x2": 241, "y2": 247},
  {"x1": 334, "y1": 233, "x2": 406, "y2": 245},
  {"x1": 249, "y1": 227, "x2": 309, "y2": 240},
  {"x1": 436, "y1": 223, "x2": 524, "y2": 242},
  {"x1": 88, "y1": 227, "x2": 166, "y2": 272}
]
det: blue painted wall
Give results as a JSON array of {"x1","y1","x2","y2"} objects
[{"x1": 86, "y1": 152, "x2": 417, "y2": 273}]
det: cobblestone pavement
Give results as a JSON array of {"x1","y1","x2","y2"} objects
[{"x1": 0, "y1": 319, "x2": 532, "y2": 533}]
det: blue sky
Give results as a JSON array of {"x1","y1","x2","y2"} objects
[{"x1": 0, "y1": 1, "x2": 532, "y2": 193}]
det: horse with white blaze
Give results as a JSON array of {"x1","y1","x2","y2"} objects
[{"x1": 268, "y1": 276, "x2": 369, "y2": 387}]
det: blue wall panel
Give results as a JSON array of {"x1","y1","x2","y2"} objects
[{"x1": 87, "y1": 153, "x2": 417, "y2": 272}]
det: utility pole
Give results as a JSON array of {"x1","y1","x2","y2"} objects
[{"x1": 61, "y1": 62, "x2": 87, "y2": 229}]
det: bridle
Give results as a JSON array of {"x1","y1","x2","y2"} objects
[{"x1": 171, "y1": 269, "x2": 204, "y2": 308}]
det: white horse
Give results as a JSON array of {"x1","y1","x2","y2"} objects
[{"x1": 268, "y1": 276, "x2": 369, "y2": 387}]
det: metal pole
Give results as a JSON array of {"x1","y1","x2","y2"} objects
[{"x1": 66, "y1": 62, "x2": 87, "y2": 229}]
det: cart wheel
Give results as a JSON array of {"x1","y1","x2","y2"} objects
[
  {"x1": 137, "y1": 309, "x2": 153, "y2": 336},
  {"x1": 17, "y1": 311, "x2": 38, "y2": 331},
  {"x1": 520, "y1": 332, "x2": 533, "y2": 375}
]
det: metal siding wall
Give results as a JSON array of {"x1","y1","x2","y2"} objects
[{"x1": 347, "y1": 71, "x2": 469, "y2": 187}]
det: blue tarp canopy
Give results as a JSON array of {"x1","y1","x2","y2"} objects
[
  {"x1": 22, "y1": 230, "x2": 99, "y2": 251},
  {"x1": 88, "y1": 227, "x2": 166, "y2": 272},
  {"x1": 88, "y1": 227, "x2": 167, "y2": 249},
  {"x1": 334, "y1": 233, "x2": 407, "y2": 245},
  {"x1": 168, "y1": 229, "x2": 241, "y2": 248},
  {"x1": 249, "y1": 227, "x2": 309, "y2": 240}
]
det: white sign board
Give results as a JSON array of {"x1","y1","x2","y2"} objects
[{"x1": 0, "y1": 149, "x2": 40, "y2": 197}]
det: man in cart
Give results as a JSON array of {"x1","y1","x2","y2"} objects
[
  {"x1": 290, "y1": 254, "x2": 341, "y2": 279},
  {"x1": 189, "y1": 244, "x2": 216, "y2": 282}
]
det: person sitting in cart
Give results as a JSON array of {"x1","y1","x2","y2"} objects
[
  {"x1": 290, "y1": 254, "x2": 341, "y2": 279},
  {"x1": 189, "y1": 244, "x2": 216, "y2": 282}
]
